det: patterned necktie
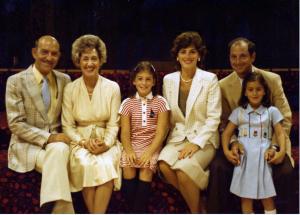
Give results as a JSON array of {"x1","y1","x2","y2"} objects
[{"x1": 42, "y1": 77, "x2": 51, "y2": 112}]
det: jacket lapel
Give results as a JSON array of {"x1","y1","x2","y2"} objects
[
  {"x1": 171, "y1": 72, "x2": 185, "y2": 120},
  {"x1": 23, "y1": 66, "x2": 48, "y2": 121},
  {"x1": 229, "y1": 72, "x2": 242, "y2": 105},
  {"x1": 185, "y1": 69, "x2": 203, "y2": 120}
]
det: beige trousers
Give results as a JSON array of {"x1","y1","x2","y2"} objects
[{"x1": 35, "y1": 142, "x2": 74, "y2": 214}]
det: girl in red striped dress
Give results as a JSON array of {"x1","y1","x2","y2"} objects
[{"x1": 119, "y1": 61, "x2": 170, "y2": 213}]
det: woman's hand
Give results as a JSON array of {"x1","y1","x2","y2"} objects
[
  {"x1": 178, "y1": 142, "x2": 200, "y2": 159},
  {"x1": 84, "y1": 138, "x2": 108, "y2": 155},
  {"x1": 90, "y1": 143, "x2": 109, "y2": 155}
]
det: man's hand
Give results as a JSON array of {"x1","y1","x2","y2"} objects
[
  {"x1": 265, "y1": 148, "x2": 285, "y2": 165},
  {"x1": 48, "y1": 133, "x2": 71, "y2": 144},
  {"x1": 178, "y1": 142, "x2": 200, "y2": 160},
  {"x1": 224, "y1": 141, "x2": 244, "y2": 165}
]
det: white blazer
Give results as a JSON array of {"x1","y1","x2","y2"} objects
[{"x1": 163, "y1": 68, "x2": 221, "y2": 149}]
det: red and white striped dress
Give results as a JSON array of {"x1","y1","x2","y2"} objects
[{"x1": 119, "y1": 92, "x2": 169, "y2": 171}]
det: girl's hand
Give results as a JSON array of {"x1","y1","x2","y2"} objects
[
  {"x1": 125, "y1": 148, "x2": 137, "y2": 165},
  {"x1": 224, "y1": 142, "x2": 244, "y2": 165},
  {"x1": 139, "y1": 149, "x2": 153, "y2": 167},
  {"x1": 178, "y1": 142, "x2": 200, "y2": 159}
]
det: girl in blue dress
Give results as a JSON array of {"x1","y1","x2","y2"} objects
[{"x1": 222, "y1": 72, "x2": 286, "y2": 214}]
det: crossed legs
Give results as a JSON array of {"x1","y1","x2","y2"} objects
[{"x1": 159, "y1": 161, "x2": 201, "y2": 213}]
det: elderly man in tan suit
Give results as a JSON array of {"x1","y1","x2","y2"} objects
[
  {"x1": 207, "y1": 37, "x2": 294, "y2": 213},
  {"x1": 5, "y1": 35, "x2": 74, "y2": 213}
]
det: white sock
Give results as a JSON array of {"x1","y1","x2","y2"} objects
[{"x1": 264, "y1": 209, "x2": 277, "y2": 214}]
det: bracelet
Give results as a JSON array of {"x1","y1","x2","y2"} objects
[
  {"x1": 271, "y1": 145, "x2": 280, "y2": 152},
  {"x1": 79, "y1": 139, "x2": 87, "y2": 147}
]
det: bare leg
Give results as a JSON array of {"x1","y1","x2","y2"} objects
[
  {"x1": 176, "y1": 170, "x2": 200, "y2": 213},
  {"x1": 82, "y1": 187, "x2": 96, "y2": 213},
  {"x1": 139, "y1": 168, "x2": 153, "y2": 182},
  {"x1": 158, "y1": 161, "x2": 179, "y2": 189},
  {"x1": 241, "y1": 198, "x2": 254, "y2": 213},
  {"x1": 93, "y1": 180, "x2": 114, "y2": 213},
  {"x1": 262, "y1": 197, "x2": 276, "y2": 212},
  {"x1": 123, "y1": 167, "x2": 137, "y2": 180}
]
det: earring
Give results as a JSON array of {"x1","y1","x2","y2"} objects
[
  {"x1": 176, "y1": 57, "x2": 179, "y2": 61},
  {"x1": 198, "y1": 58, "x2": 200, "y2": 61}
]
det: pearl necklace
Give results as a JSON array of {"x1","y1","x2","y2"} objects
[{"x1": 180, "y1": 74, "x2": 193, "y2": 83}]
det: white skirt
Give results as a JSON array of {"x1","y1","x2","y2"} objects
[
  {"x1": 158, "y1": 139, "x2": 215, "y2": 190},
  {"x1": 69, "y1": 140, "x2": 122, "y2": 192}
]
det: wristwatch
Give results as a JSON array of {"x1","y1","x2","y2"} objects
[{"x1": 271, "y1": 145, "x2": 280, "y2": 152}]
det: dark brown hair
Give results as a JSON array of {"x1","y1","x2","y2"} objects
[
  {"x1": 170, "y1": 31, "x2": 207, "y2": 70},
  {"x1": 228, "y1": 37, "x2": 256, "y2": 55},
  {"x1": 239, "y1": 71, "x2": 271, "y2": 108},
  {"x1": 129, "y1": 61, "x2": 158, "y2": 97}
]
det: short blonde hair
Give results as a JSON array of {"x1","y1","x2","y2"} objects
[{"x1": 71, "y1": 34, "x2": 107, "y2": 67}]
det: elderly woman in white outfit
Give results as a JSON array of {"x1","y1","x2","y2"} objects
[
  {"x1": 62, "y1": 34, "x2": 122, "y2": 213},
  {"x1": 158, "y1": 31, "x2": 221, "y2": 213}
]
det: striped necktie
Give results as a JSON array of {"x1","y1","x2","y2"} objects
[{"x1": 42, "y1": 77, "x2": 51, "y2": 112}]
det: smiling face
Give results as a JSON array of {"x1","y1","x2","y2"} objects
[
  {"x1": 133, "y1": 69, "x2": 155, "y2": 97},
  {"x1": 32, "y1": 36, "x2": 60, "y2": 75},
  {"x1": 229, "y1": 41, "x2": 256, "y2": 78},
  {"x1": 79, "y1": 48, "x2": 100, "y2": 78},
  {"x1": 245, "y1": 80, "x2": 265, "y2": 109},
  {"x1": 177, "y1": 45, "x2": 200, "y2": 70}
]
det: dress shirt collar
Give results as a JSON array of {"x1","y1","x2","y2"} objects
[
  {"x1": 32, "y1": 64, "x2": 55, "y2": 85},
  {"x1": 245, "y1": 104, "x2": 267, "y2": 115},
  {"x1": 135, "y1": 91, "x2": 153, "y2": 101}
]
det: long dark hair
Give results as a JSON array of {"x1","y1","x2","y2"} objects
[
  {"x1": 128, "y1": 61, "x2": 158, "y2": 97},
  {"x1": 239, "y1": 71, "x2": 271, "y2": 108}
]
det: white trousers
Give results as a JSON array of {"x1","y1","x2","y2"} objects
[{"x1": 35, "y1": 142, "x2": 74, "y2": 214}]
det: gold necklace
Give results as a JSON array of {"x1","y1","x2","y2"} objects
[{"x1": 180, "y1": 74, "x2": 193, "y2": 83}]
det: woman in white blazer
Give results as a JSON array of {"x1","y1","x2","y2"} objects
[{"x1": 158, "y1": 32, "x2": 221, "y2": 213}]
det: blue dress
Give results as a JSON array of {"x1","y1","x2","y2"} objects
[{"x1": 229, "y1": 105, "x2": 283, "y2": 199}]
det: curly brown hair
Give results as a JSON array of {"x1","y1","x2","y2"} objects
[{"x1": 170, "y1": 31, "x2": 207, "y2": 70}]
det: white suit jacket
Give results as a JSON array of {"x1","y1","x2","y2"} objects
[
  {"x1": 163, "y1": 68, "x2": 221, "y2": 149},
  {"x1": 5, "y1": 65, "x2": 71, "y2": 172}
]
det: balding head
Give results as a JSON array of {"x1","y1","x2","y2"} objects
[
  {"x1": 32, "y1": 35, "x2": 61, "y2": 75},
  {"x1": 35, "y1": 35, "x2": 60, "y2": 50}
]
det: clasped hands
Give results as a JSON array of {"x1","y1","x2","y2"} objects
[
  {"x1": 79, "y1": 138, "x2": 109, "y2": 155},
  {"x1": 224, "y1": 141, "x2": 285, "y2": 166}
]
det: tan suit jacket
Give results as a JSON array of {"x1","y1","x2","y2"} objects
[
  {"x1": 163, "y1": 68, "x2": 221, "y2": 149},
  {"x1": 219, "y1": 66, "x2": 293, "y2": 166},
  {"x1": 6, "y1": 65, "x2": 71, "y2": 172}
]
